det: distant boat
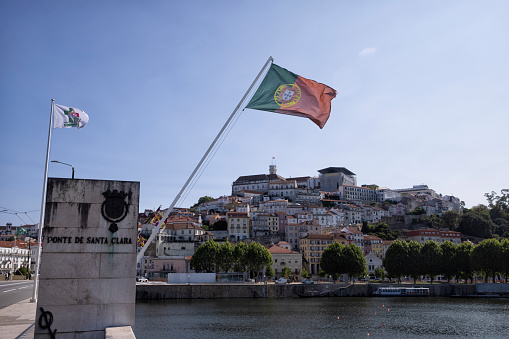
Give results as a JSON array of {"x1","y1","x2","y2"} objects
[{"x1": 373, "y1": 287, "x2": 430, "y2": 296}]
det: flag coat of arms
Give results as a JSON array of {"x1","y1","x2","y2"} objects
[
  {"x1": 53, "y1": 104, "x2": 89, "y2": 129},
  {"x1": 245, "y1": 64, "x2": 337, "y2": 129}
]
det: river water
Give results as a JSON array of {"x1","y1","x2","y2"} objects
[{"x1": 134, "y1": 297, "x2": 509, "y2": 338}]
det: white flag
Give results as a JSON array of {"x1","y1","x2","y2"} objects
[{"x1": 53, "y1": 104, "x2": 89, "y2": 129}]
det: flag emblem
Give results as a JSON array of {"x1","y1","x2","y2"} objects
[
  {"x1": 245, "y1": 63, "x2": 336, "y2": 129},
  {"x1": 64, "y1": 107, "x2": 82, "y2": 127},
  {"x1": 274, "y1": 84, "x2": 301, "y2": 108}
]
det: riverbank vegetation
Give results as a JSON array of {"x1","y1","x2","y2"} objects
[
  {"x1": 383, "y1": 238, "x2": 509, "y2": 284},
  {"x1": 190, "y1": 240, "x2": 272, "y2": 280}
]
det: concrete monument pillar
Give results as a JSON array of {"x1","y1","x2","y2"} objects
[{"x1": 35, "y1": 178, "x2": 139, "y2": 338}]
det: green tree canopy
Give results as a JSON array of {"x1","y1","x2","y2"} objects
[
  {"x1": 217, "y1": 242, "x2": 234, "y2": 273},
  {"x1": 441, "y1": 210, "x2": 461, "y2": 230},
  {"x1": 190, "y1": 239, "x2": 220, "y2": 273},
  {"x1": 320, "y1": 243, "x2": 366, "y2": 282},
  {"x1": 341, "y1": 244, "x2": 367, "y2": 280},
  {"x1": 282, "y1": 266, "x2": 291, "y2": 279},
  {"x1": 211, "y1": 220, "x2": 227, "y2": 231},
  {"x1": 373, "y1": 222, "x2": 399, "y2": 240},
  {"x1": 320, "y1": 242, "x2": 343, "y2": 280},
  {"x1": 500, "y1": 238, "x2": 509, "y2": 283},
  {"x1": 233, "y1": 242, "x2": 249, "y2": 273},
  {"x1": 455, "y1": 241, "x2": 474, "y2": 283},
  {"x1": 190, "y1": 196, "x2": 215, "y2": 210},
  {"x1": 246, "y1": 242, "x2": 272, "y2": 281},
  {"x1": 383, "y1": 240, "x2": 408, "y2": 284},
  {"x1": 439, "y1": 241, "x2": 458, "y2": 283},
  {"x1": 374, "y1": 267, "x2": 385, "y2": 281},
  {"x1": 458, "y1": 211, "x2": 494, "y2": 238},
  {"x1": 265, "y1": 265, "x2": 275, "y2": 279},
  {"x1": 301, "y1": 267, "x2": 309, "y2": 279},
  {"x1": 421, "y1": 241, "x2": 442, "y2": 284},
  {"x1": 406, "y1": 241, "x2": 423, "y2": 284},
  {"x1": 471, "y1": 238, "x2": 501, "y2": 283}
]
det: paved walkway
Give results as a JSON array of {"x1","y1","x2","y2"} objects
[{"x1": 0, "y1": 298, "x2": 36, "y2": 338}]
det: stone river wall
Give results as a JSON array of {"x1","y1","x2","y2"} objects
[{"x1": 136, "y1": 283, "x2": 477, "y2": 300}]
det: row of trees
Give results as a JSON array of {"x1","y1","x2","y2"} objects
[
  {"x1": 383, "y1": 239, "x2": 509, "y2": 284},
  {"x1": 190, "y1": 240, "x2": 272, "y2": 280},
  {"x1": 320, "y1": 243, "x2": 367, "y2": 281}
]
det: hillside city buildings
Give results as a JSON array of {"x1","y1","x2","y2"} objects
[
  {"x1": 1, "y1": 165, "x2": 464, "y2": 280},
  {"x1": 136, "y1": 165, "x2": 463, "y2": 280}
]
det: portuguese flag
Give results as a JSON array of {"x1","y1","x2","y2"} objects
[{"x1": 245, "y1": 64, "x2": 337, "y2": 129}]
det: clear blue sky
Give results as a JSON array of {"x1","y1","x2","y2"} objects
[{"x1": 1, "y1": 1, "x2": 508, "y2": 226}]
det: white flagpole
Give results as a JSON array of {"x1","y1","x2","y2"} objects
[
  {"x1": 31, "y1": 99, "x2": 54, "y2": 302},
  {"x1": 136, "y1": 56, "x2": 274, "y2": 265}
]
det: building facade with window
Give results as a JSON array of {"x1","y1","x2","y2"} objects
[{"x1": 227, "y1": 212, "x2": 250, "y2": 241}]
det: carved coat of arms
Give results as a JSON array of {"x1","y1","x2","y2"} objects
[{"x1": 101, "y1": 189, "x2": 131, "y2": 233}]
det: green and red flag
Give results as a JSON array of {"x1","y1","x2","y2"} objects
[{"x1": 245, "y1": 64, "x2": 337, "y2": 129}]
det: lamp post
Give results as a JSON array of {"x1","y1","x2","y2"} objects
[{"x1": 51, "y1": 160, "x2": 75, "y2": 179}]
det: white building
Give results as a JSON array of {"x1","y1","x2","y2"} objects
[
  {"x1": 365, "y1": 252, "x2": 383, "y2": 277},
  {"x1": 0, "y1": 241, "x2": 30, "y2": 276}
]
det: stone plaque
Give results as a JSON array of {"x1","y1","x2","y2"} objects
[{"x1": 35, "y1": 178, "x2": 140, "y2": 339}]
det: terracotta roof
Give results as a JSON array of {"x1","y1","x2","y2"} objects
[
  {"x1": 363, "y1": 235, "x2": 382, "y2": 241},
  {"x1": 267, "y1": 245, "x2": 299, "y2": 254}
]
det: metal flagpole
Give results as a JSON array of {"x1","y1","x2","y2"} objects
[
  {"x1": 31, "y1": 99, "x2": 54, "y2": 302},
  {"x1": 136, "y1": 56, "x2": 274, "y2": 265}
]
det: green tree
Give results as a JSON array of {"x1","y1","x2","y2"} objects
[
  {"x1": 441, "y1": 210, "x2": 461, "y2": 230},
  {"x1": 373, "y1": 222, "x2": 399, "y2": 240},
  {"x1": 233, "y1": 242, "x2": 249, "y2": 273},
  {"x1": 485, "y1": 189, "x2": 509, "y2": 215},
  {"x1": 265, "y1": 265, "x2": 275, "y2": 279},
  {"x1": 301, "y1": 267, "x2": 309, "y2": 279},
  {"x1": 409, "y1": 207, "x2": 426, "y2": 215},
  {"x1": 341, "y1": 244, "x2": 367, "y2": 281},
  {"x1": 246, "y1": 242, "x2": 272, "y2": 281},
  {"x1": 211, "y1": 220, "x2": 227, "y2": 231},
  {"x1": 383, "y1": 240, "x2": 408, "y2": 284},
  {"x1": 500, "y1": 238, "x2": 509, "y2": 283},
  {"x1": 218, "y1": 242, "x2": 234, "y2": 273},
  {"x1": 320, "y1": 243, "x2": 366, "y2": 282},
  {"x1": 458, "y1": 212, "x2": 494, "y2": 238},
  {"x1": 471, "y1": 238, "x2": 502, "y2": 283},
  {"x1": 282, "y1": 266, "x2": 291, "y2": 279},
  {"x1": 190, "y1": 240, "x2": 220, "y2": 272},
  {"x1": 374, "y1": 267, "x2": 385, "y2": 281},
  {"x1": 425, "y1": 214, "x2": 441, "y2": 229},
  {"x1": 320, "y1": 243, "x2": 343, "y2": 281},
  {"x1": 421, "y1": 241, "x2": 442, "y2": 284},
  {"x1": 190, "y1": 196, "x2": 214, "y2": 210},
  {"x1": 439, "y1": 241, "x2": 458, "y2": 283},
  {"x1": 455, "y1": 242, "x2": 474, "y2": 283},
  {"x1": 406, "y1": 241, "x2": 423, "y2": 284}
]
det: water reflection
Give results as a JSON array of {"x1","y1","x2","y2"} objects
[{"x1": 135, "y1": 297, "x2": 509, "y2": 338}]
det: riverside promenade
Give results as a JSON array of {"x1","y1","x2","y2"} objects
[{"x1": 0, "y1": 298, "x2": 35, "y2": 338}]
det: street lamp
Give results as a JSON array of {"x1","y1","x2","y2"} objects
[{"x1": 51, "y1": 160, "x2": 74, "y2": 179}]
